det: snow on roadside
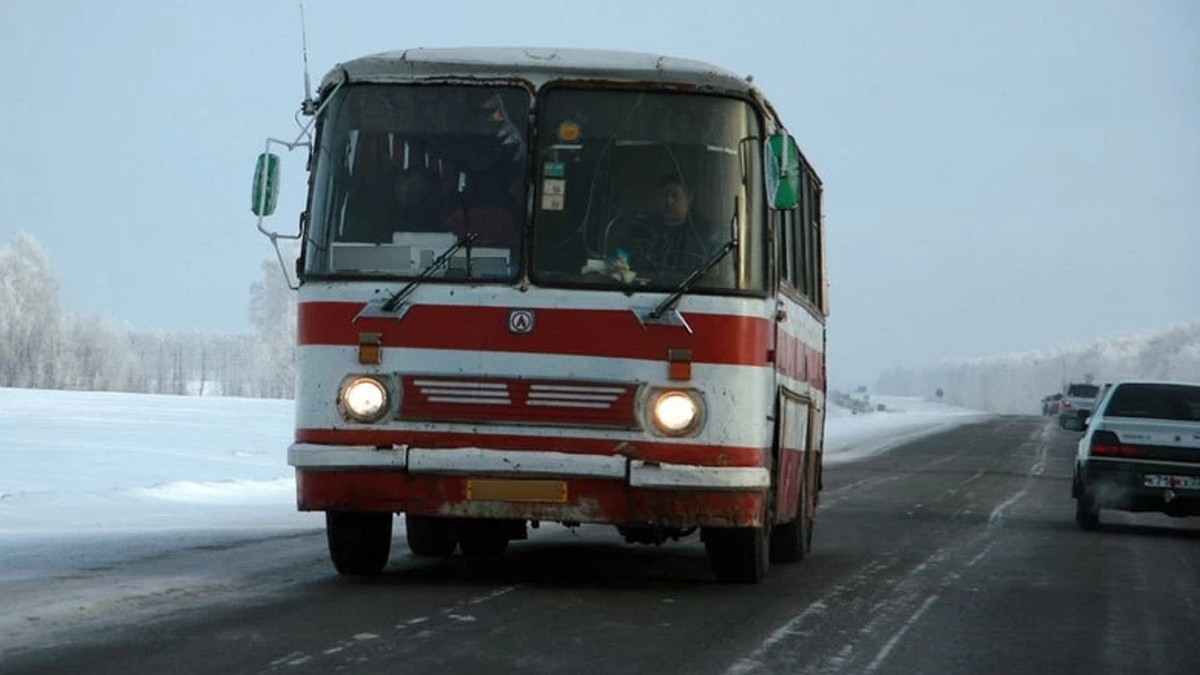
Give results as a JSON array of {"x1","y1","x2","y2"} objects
[
  {"x1": 0, "y1": 387, "x2": 318, "y2": 540},
  {"x1": 824, "y1": 395, "x2": 992, "y2": 465}
]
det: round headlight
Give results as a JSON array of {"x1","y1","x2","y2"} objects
[
  {"x1": 651, "y1": 390, "x2": 702, "y2": 436},
  {"x1": 340, "y1": 377, "x2": 389, "y2": 423}
]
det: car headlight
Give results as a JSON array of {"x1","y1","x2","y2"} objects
[
  {"x1": 339, "y1": 376, "x2": 390, "y2": 423},
  {"x1": 650, "y1": 389, "x2": 704, "y2": 436}
]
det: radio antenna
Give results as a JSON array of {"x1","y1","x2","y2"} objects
[{"x1": 298, "y1": 0, "x2": 316, "y2": 115}]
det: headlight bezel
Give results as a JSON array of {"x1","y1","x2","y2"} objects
[
  {"x1": 338, "y1": 375, "x2": 391, "y2": 423},
  {"x1": 647, "y1": 388, "x2": 706, "y2": 437}
]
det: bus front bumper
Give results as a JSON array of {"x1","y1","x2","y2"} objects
[{"x1": 289, "y1": 443, "x2": 769, "y2": 528}]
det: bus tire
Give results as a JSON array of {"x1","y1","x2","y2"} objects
[
  {"x1": 458, "y1": 522, "x2": 510, "y2": 558},
  {"x1": 326, "y1": 511, "x2": 392, "y2": 576},
  {"x1": 460, "y1": 536, "x2": 508, "y2": 557},
  {"x1": 405, "y1": 515, "x2": 458, "y2": 557},
  {"x1": 770, "y1": 473, "x2": 811, "y2": 564},
  {"x1": 704, "y1": 525, "x2": 769, "y2": 583}
]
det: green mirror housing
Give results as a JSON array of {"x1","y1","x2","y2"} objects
[
  {"x1": 251, "y1": 153, "x2": 281, "y2": 217},
  {"x1": 766, "y1": 132, "x2": 801, "y2": 210}
]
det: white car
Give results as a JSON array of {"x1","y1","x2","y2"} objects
[
  {"x1": 1072, "y1": 380, "x2": 1200, "y2": 529},
  {"x1": 1058, "y1": 382, "x2": 1100, "y2": 430}
]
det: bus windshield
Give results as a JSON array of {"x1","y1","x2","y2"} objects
[
  {"x1": 531, "y1": 90, "x2": 764, "y2": 293},
  {"x1": 303, "y1": 84, "x2": 531, "y2": 281}
]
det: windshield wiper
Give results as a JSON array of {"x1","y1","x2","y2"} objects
[
  {"x1": 381, "y1": 232, "x2": 479, "y2": 312},
  {"x1": 648, "y1": 198, "x2": 739, "y2": 320},
  {"x1": 648, "y1": 239, "x2": 736, "y2": 320}
]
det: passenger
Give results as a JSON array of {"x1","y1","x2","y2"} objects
[
  {"x1": 388, "y1": 167, "x2": 446, "y2": 234},
  {"x1": 445, "y1": 172, "x2": 519, "y2": 249}
]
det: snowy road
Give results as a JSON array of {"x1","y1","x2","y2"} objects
[{"x1": 4, "y1": 415, "x2": 1198, "y2": 674}]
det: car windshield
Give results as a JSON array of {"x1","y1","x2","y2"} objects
[
  {"x1": 1104, "y1": 383, "x2": 1200, "y2": 422},
  {"x1": 530, "y1": 89, "x2": 764, "y2": 294},
  {"x1": 303, "y1": 84, "x2": 531, "y2": 281},
  {"x1": 1067, "y1": 384, "x2": 1100, "y2": 398}
]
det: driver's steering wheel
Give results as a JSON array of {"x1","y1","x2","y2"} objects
[{"x1": 600, "y1": 213, "x2": 654, "y2": 261}]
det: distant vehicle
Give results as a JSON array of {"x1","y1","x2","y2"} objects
[
  {"x1": 1042, "y1": 392, "x2": 1063, "y2": 416},
  {"x1": 1058, "y1": 382, "x2": 1100, "y2": 429},
  {"x1": 849, "y1": 387, "x2": 872, "y2": 412},
  {"x1": 1072, "y1": 380, "x2": 1200, "y2": 529},
  {"x1": 830, "y1": 389, "x2": 873, "y2": 414}
]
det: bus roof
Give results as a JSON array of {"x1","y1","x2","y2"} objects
[{"x1": 320, "y1": 47, "x2": 760, "y2": 99}]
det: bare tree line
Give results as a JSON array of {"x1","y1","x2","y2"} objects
[
  {"x1": 876, "y1": 323, "x2": 1200, "y2": 415},
  {"x1": 0, "y1": 233, "x2": 295, "y2": 399}
]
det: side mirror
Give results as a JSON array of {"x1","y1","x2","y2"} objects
[
  {"x1": 765, "y1": 132, "x2": 801, "y2": 210},
  {"x1": 251, "y1": 153, "x2": 281, "y2": 217}
]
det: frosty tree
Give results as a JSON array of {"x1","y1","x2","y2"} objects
[
  {"x1": 0, "y1": 233, "x2": 64, "y2": 388},
  {"x1": 248, "y1": 254, "x2": 298, "y2": 399}
]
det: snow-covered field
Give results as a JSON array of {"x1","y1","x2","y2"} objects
[
  {"x1": 0, "y1": 388, "x2": 313, "y2": 539},
  {"x1": 0, "y1": 387, "x2": 988, "y2": 655}
]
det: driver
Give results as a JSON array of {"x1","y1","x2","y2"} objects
[{"x1": 620, "y1": 172, "x2": 721, "y2": 278}]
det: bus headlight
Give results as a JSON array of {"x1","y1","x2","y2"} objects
[
  {"x1": 650, "y1": 389, "x2": 704, "y2": 436},
  {"x1": 339, "y1": 376, "x2": 390, "y2": 423}
]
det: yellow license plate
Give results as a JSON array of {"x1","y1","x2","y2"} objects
[{"x1": 466, "y1": 479, "x2": 568, "y2": 503}]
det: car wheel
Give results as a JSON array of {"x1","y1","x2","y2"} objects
[
  {"x1": 1075, "y1": 495, "x2": 1100, "y2": 531},
  {"x1": 405, "y1": 514, "x2": 458, "y2": 557},
  {"x1": 326, "y1": 511, "x2": 393, "y2": 576}
]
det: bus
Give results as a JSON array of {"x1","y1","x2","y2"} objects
[{"x1": 252, "y1": 48, "x2": 828, "y2": 583}]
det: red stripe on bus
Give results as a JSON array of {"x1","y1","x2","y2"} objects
[
  {"x1": 297, "y1": 302, "x2": 825, "y2": 391},
  {"x1": 299, "y1": 302, "x2": 771, "y2": 365},
  {"x1": 295, "y1": 427, "x2": 770, "y2": 468},
  {"x1": 775, "y1": 330, "x2": 827, "y2": 392}
]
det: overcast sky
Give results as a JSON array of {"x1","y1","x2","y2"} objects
[{"x1": 1, "y1": 0, "x2": 1196, "y2": 387}]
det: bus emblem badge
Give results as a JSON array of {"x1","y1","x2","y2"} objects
[{"x1": 508, "y1": 309, "x2": 535, "y2": 335}]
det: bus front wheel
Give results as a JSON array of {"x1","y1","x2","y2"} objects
[
  {"x1": 704, "y1": 525, "x2": 769, "y2": 583},
  {"x1": 326, "y1": 511, "x2": 393, "y2": 576}
]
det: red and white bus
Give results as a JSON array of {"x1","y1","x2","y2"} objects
[{"x1": 253, "y1": 48, "x2": 827, "y2": 583}]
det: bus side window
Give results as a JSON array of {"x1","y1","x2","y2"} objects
[
  {"x1": 802, "y1": 170, "x2": 815, "y2": 301},
  {"x1": 809, "y1": 177, "x2": 824, "y2": 308},
  {"x1": 792, "y1": 185, "x2": 808, "y2": 297},
  {"x1": 777, "y1": 209, "x2": 796, "y2": 293}
]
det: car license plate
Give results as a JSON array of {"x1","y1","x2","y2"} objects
[{"x1": 1143, "y1": 474, "x2": 1200, "y2": 489}]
